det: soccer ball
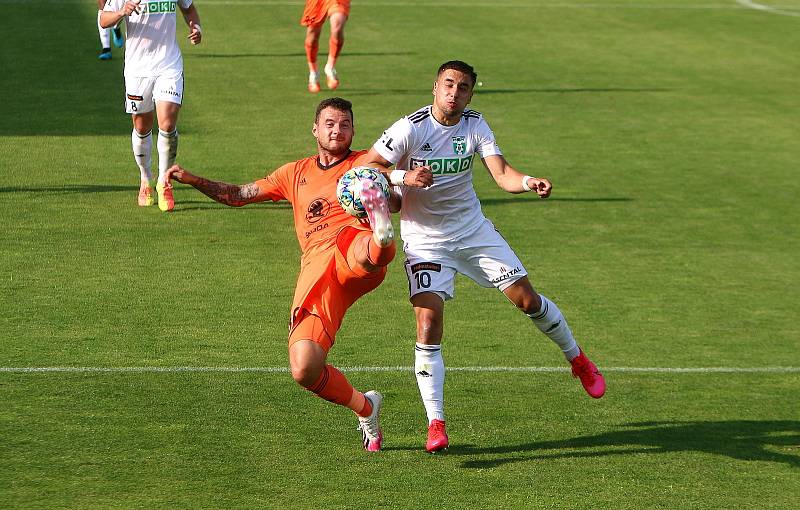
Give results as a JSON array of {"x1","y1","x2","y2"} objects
[{"x1": 336, "y1": 166, "x2": 390, "y2": 218}]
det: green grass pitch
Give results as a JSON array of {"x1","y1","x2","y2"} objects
[{"x1": 1, "y1": 0, "x2": 798, "y2": 508}]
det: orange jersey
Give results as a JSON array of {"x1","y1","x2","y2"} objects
[
  {"x1": 300, "y1": 0, "x2": 350, "y2": 27},
  {"x1": 255, "y1": 149, "x2": 368, "y2": 265},
  {"x1": 255, "y1": 150, "x2": 379, "y2": 336}
]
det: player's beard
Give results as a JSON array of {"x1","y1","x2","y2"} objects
[{"x1": 318, "y1": 135, "x2": 352, "y2": 158}]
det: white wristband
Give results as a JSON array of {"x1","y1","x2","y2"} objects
[
  {"x1": 389, "y1": 170, "x2": 407, "y2": 186},
  {"x1": 521, "y1": 175, "x2": 533, "y2": 192}
]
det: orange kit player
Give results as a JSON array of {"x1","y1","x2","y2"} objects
[
  {"x1": 301, "y1": 0, "x2": 350, "y2": 92},
  {"x1": 164, "y1": 98, "x2": 427, "y2": 451}
]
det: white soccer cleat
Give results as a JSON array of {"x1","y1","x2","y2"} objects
[
  {"x1": 357, "y1": 390, "x2": 383, "y2": 452},
  {"x1": 324, "y1": 65, "x2": 339, "y2": 90},
  {"x1": 308, "y1": 71, "x2": 320, "y2": 93},
  {"x1": 361, "y1": 180, "x2": 393, "y2": 247}
]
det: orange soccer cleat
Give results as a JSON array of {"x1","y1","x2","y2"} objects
[
  {"x1": 156, "y1": 181, "x2": 174, "y2": 212},
  {"x1": 138, "y1": 181, "x2": 153, "y2": 207}
]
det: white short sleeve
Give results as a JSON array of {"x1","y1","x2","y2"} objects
[
  {"x1": 474, "y1": 117, "x2": 503, "y2": 158},
  {"x1": 372, "y1": 117, "x2": 414, "y2": 166}
]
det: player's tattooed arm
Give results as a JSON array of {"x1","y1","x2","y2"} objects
[
  {"x1": 192, "y1": 179, "x2": 261, "y2": 207},
  {"x1": 165, "y1": 165, "x2": 265, "y2": 206}
]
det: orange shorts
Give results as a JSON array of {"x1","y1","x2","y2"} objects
[
  {"x1": 288, "y1": 226, "x2": 386, "y2": 352},
  {"x1": 300, "y1": 0, "x2": 351, "y2": 27}
]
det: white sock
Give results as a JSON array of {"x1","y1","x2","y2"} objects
[
  {"x1": 527, "y1": 294, "x2": 581, "y2": 361},
  {"x1": 157, "y1": 128, "x2": 178, "y2": 184},
  {"x1": 131, "y1": 129, "x2": 153, "y2": 182},
  {"x1": 97, "y1": 11, "x2": 111, "y2": 48},
  {"x1": 414, "y1": 342, "x2": 445, "y2": 423}
]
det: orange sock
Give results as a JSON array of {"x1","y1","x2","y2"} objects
[
  {"x1": 328, "y1": 36, "x2": 343, "y2": 64},
  {"x1": 305, "y1": 40, "x2": 319, "y2": 69},
  {"x1": 368, "y1": 238, "x2": 395, "y2": 267},
  {"x1": 308, "y1": 364, "x2": 367, "y2": 413}
]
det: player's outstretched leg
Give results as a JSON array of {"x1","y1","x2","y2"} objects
[
  {"x1": 526, "y1": 293, "x2": 606, "y2": 398},
  {"x1": 357, "y1": 390, "x2": 384, "y2": 452},
  {"x1": 361, "y1": 180, "x2": 393, "y2": 247}
]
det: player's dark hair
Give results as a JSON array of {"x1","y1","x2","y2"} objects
[
  {"x1": 437, "y1": 60, "x2": 478, "y2": 87},
  {"x1": 315, "y1": 97, "x2": 354, "y2": 124}
]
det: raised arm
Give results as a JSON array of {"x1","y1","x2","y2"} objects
[
  {"x1": 165, "y1": 165, "x2": 269, "y2": 207},
  {"x1": 179, "y1": 2, "x2": 202, "y2": 45},
  {"x1": 482, "y1": 154, "x2": 552, "y2": 198}
]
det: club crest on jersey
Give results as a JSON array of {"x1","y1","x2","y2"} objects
[
  {"x1": 452, "y1": 136, "x2": 466, "y2": 155},
  {"x1": 305, "y1": 197, "x2": 331, "y2": 223}
]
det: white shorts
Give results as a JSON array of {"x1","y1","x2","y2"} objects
[
  {"x1": 403, "y1": 219, "x2": 528, "y2": 300},
  {"x1": 124, "y1": 72, "x2": 184, "y2": 114}
]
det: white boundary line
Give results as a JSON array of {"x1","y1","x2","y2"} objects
[
  {"x1": 1, "y1": 366, "x2": 798, "y2": 373},
  {"x1": 737, "y1": 0, "x2": 800, "y2": 16}
]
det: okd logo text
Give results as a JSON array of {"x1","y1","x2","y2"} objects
[
  {"x1": 142, "y1": 1, "x2": 177, "y2": 13},
  {"x1": 410, "y1": 155, "x2": 473, "y2": 175}
]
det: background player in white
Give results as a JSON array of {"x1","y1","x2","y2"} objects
[
  {"x1": 96, "y1": 0, "x2": 124, "y2": 60},
  {"x1": 364, "y1": 60, "x2": 606, "y2": 453},
  {"x1": 101, "y1": 0, "x2": 202, "y2": 211}
]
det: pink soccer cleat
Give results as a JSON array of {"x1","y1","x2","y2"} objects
[
  {"x1": 570, "y1": 351, "x2": 606, "y2": 398},
  {"x1": 361, "y1": 179, "x2": 393, "y2": 247},
  {"x1": 426, "y1": 419, "x2": 449, "y2": 453}
]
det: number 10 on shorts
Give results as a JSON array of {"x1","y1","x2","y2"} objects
[{"x1": 414, "y1": 272, "x2": 431, "y2": 289}]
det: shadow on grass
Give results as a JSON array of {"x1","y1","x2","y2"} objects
[
  {"x1": 0, "y1": 185, "x2": 291, "y2": 209},
  {"x1": 446, "y1": 420, "x2": 799, "y2": 469},
  {"x1": 0, "y1": 185, "x2": 140, "y2": 194},
  {"x1": 187, "y1": 51, "x2": 416, "y2": 59}
]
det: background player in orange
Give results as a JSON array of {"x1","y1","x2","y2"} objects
[
  {"x1": 164, "y1": 98, "x2": 413, "y2": 451},
  {"x1": 301, "y1": 0, "x2": 350, "y2": 92}
]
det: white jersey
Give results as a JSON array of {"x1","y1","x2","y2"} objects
[
  {"x1": 372, "y1": 105, "x2": 503, "y2": 243},
  {"x1": 104, "y1": 0, "x2": 192, "y2": 77}
]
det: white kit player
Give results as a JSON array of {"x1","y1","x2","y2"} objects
[
  {"x1": 100, "y1": 0, "x2": 202, "y2": 211},
  {"x1": 364, "y1": 60, "x2": 606, "y2": 453}
]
